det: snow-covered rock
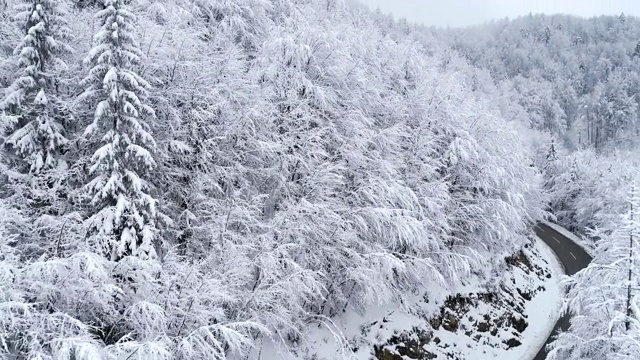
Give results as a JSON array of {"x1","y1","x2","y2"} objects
[{"x1": 256, "y1": 236, "x2": 563, "y2": 360}]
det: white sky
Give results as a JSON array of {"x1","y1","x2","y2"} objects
[{"x1": 359, "y1": 0, "x2": 640, "y2": 27}]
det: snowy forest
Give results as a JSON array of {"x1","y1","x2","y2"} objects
[
  {"x1": 444, "y1": 13, "x2": 640, "y2": 359},
  {"x1": 0, "y1": 0, "x2": 639, "y2": 358}
]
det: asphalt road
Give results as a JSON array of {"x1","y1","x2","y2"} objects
[{"x1": 532, "y1": 222, "x2": 593, "y2": 360}]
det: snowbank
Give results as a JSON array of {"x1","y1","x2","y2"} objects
[{"x1": 518, "y1": 235, "x2": 564, "y2": 360}]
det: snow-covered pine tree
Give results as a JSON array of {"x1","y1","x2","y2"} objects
[
  {"x1": 546, "y1": 138, "x2": 558, "y2": 164},
  {"x1": 1, "y1": 0, "x2": 72, "y2": 186},
  {"x1": 542, "y1": 137, "x2": 559, "y2": 189},
  {"x1": 81, "y1": 0, "x2": 159, "y2": 261},
  {"x1": 633, "y1": 41, "x2": 640, "y2": 58}
]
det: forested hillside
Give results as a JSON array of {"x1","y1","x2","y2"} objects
[
  {"x1": 0, "y1": 0, "x2": 545, "y2": 358},
  {"x1": 440, "y1": 13, "x2": 640, "y2": 359},
  {"x1": 442, "y1": 13, "x2": 640, "y2": 233},
  {"x1": 447, "y1": 13, "x2": 640, "y2": 150},
  {"x1": 3, "y1": 0, "x2": 640, "y2": 357}
]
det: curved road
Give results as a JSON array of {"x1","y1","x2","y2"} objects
[{"x1": 532, "y1": 222, "x2": 593, "y2": 360}]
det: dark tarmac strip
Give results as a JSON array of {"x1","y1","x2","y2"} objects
[{"x1": 532, "y1": 222, "x2": 592, "y2": 360}]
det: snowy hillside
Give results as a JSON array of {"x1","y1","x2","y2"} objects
[
  {"x1": 2, "y1": 0, "x2": 640, "y2": 358},
  {"x1": 255, "y1": 237, "x2": 562, "y2": 360}
]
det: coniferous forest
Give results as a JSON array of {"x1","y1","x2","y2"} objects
[{"x1": 0, "y1": 0, "x2": 639, "y2": 358}]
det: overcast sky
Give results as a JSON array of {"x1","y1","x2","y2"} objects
[{"x1": 359, "y1": 0, "x2": 640, "y2": 28}]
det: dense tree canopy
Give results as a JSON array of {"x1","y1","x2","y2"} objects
[{"x1": 2, "y1": 1, "x2": 640, "y2": 359}]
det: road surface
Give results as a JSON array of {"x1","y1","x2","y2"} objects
[{"x1": 532, "y1": 222, "x2": 593, "y2": 360}]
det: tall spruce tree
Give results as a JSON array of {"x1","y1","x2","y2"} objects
[
  {"x1": 1, "y1": 0, "x2": 72, "y2": 186},
  {"x1": 81, "y1": 0, "x2": 159, "y2": 261}
]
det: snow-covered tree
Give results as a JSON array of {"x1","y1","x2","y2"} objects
[
  {"x1": 80, "y1": 0, "x2": 159, "y2": 261},
  {"x1": 1, "y1": 0, "x2": 72, "y2": 183},
  {"x1": 189, "y1": 0, "x2": 269, "y2": 54},
  {"x1": 549, "y1": 184, "x2": 640, "y2": 359},
  {"x1": 0, "y1": 0, "x2": 81, "y2": 261},
  {"x1": 541, "y1": 137, "x2": 562, "y2": 192}
]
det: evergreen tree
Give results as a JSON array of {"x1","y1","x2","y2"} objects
[
  {"x1": 81, "y1": 0, "x2": 159, "y2": 261},
  {"x1": 542, "y1": 137, "x2": 560, "y2": 193},
  {"x1": 619, "y1": 12, "x2": 627, "y2": 24},
  {"x1": 1, "y1": 0, "x2": 72, "y2": 183},
  {"x1": 545, "y1": 138, "x2": 558, "y2": 165},
  {"x1": 633, "y1": 41, "x2": 640, "y2": 58}
]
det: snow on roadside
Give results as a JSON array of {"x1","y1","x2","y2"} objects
[
  {"x1": 255, "y1": 237, "x2": 563, "y2": 360},
  {"x1": 513, "y1": 236, "x2": 564, "y2": 360},
  {"x1": 541, "y1": 220, "x2": 595, "y2": 256}
]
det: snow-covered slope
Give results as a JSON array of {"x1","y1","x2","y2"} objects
[{"x1": 256, "y1": 237, "x2": 563, "y2": 360}]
